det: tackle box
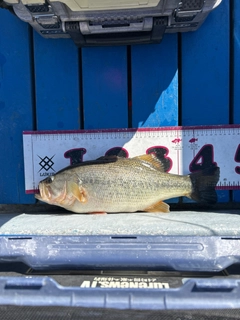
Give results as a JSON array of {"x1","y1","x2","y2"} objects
[
  {"x1": 1, "y1": 0, "x2": 240, "y2": 318},
  {"x1": 1, "y1": 0, "x2": 222, "y2": 46}
]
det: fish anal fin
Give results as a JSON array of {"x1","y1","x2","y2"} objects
[
  {"x1": 144, "y1": 201, "x2": 170, "y2": 213},
  {"x1": 68, "y1": 182, "x2": 88, "y2": 203},
  {"x1": 134, "y1": 154, "x2": 166, "y2": 172}
]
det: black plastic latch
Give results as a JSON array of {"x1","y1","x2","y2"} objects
[
  {"x1": 174, "y1": 0, "x2": 204, "y2": 23},
  {"x1": 65, "y1": 17, "x2": 168, "y2": 47},
  {"x1": 151, "y1": 17, "x2": 168, "y2": 42},
  {"x1": 65, "y1": 22, "x2": 86, "y2": 46}
]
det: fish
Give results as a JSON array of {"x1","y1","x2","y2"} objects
[
  {"x1": 172, "y1": 138, "x2": 182, "y2": 144},
  {"x1": 189, "y1": 138, "x2": 198, "y2": 143},
  {"x1": 35, "y1": 154, "x2": 220, "y2": 214}
]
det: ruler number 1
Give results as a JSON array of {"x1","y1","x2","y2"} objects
[{"x1": 64, "y1": 148, "x2": 86, "y2": 165}]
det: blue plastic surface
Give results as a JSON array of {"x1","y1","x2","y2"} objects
[
  {"x1": 82, "y1": 46, "x2": 128, "y2": 129},
  {"x1": 131, "y1": 35, "x2": 178, "y2": 128},
  {"x1": 0, "y1": 276, "x2": 240, "y2": 309},
  {"x1": 34, "y1": 34, "x2": 80, "y2": 130},
  {"x1": 0, "y1": 11, "x2": 35, "y2": 204},
  {"x1": 0, "y1": 235, "x2": 239, "y2": 272}
]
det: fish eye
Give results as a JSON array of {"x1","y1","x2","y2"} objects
[{"x1": 45, "y1": 176, "x2": 54, "y2": 184}]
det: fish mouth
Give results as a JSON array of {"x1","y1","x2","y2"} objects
[
  {"x1": 35, "y1": 181, "x2": 69, "y2": 205},
  {"x1": 35, "y1": 193, "x2": 41, "y2": 200},
  {"x1": 35, "y1": 183, "x2": 52, "y2": 201}
]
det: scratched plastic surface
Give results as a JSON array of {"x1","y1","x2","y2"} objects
[{"x1": 1, "y1": 231, "x2": 240, "y2": 272}]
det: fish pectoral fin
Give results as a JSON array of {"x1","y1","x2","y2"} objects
[
  {"x1": 68, "y1": 182, "x2": 88, "y2": 203},
  {"x1": 144, "y1": 201, "x2": 170, "y2": 213}
]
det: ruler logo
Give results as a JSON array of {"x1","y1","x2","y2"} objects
[{"x1": 38, "y1": 155, "x2": 55, "y2": 176}]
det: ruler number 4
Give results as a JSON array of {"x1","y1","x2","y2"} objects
[{"x1": 189, "y1": 144, "x2": 217, "y2": 172}]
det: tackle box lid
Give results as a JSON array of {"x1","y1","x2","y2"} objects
[
  {"x1": 1, "y1": 0, "x2": 223, "y2": 46},
  {"x1": 1, "y1": 209, "x2": 240, "y2": 313}
]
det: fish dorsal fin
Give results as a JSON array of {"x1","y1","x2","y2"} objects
[
  {"x1": 68, "y1": 182, "x2": 88, "y2": 203},
  {"x1": 56, "y1": 156, "x2": 118, "y2": 174},
  {"x1": 134, "y1": 154, "x2": 166, "y2": 172},
  {"x1": 96, "y1": 155, "x2": 119, "y2": 163},
  {"x1": 144, "y1": 200, "x2": 170, "y2": 213}
]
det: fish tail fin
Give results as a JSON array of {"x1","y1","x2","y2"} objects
[{"x1": 188, "y1": 166, "x2": 220, "y2": 204}]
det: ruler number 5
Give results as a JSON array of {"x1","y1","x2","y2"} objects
[{"x1": 235, "y1": 144, "x2": 240, "y2": 174}]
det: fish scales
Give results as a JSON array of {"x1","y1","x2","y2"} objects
[
  {"x1": 66, "y1": 159, "x2": 185, "y2": 211},
  {"x1": 73, "y1": 161, "x2": 187, "y2": 212},
  {"x1": 35, "y1": 154, "x2": 220, "y2": 214}
]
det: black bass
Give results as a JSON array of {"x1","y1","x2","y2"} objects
[{"x1": 35, "y1": 154, "x2": 220, "y2": 213}]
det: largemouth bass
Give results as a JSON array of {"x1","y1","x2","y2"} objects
[{"x1": 35, "y1": 154, "x2": 220, "y2": 213}]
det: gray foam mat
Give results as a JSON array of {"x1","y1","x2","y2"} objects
[{"x1": 0, "y1": 210, "x2": 239, "y2": 236}]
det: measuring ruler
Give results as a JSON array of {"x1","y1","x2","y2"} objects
[{"x1": 23, "y1": 125, "x2": 240, "y2": 193}]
